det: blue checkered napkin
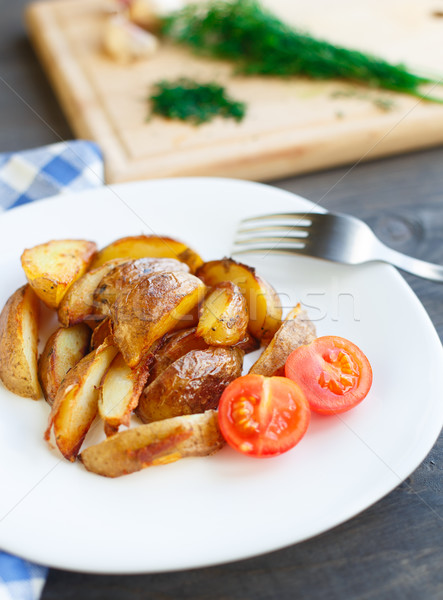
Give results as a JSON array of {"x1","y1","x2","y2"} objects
[
  {"x1": 0, "y1": 140, "x2": 105, "y2": 600},
  {"x1": 0, "y1": 140, "x2": 104, "y2": 211},
  {"x1": 0, "y1": 552, "x2": 48, "y2": 600}
]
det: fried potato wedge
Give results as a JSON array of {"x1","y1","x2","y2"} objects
[
  {"x1": 90, "y1": 317, "x2": 112, "y2": 351},
  {"x1": 90, "y1": 235, "x2": 203, "y2": 273},
  {"x1": 0, "y1": 285, "x2": 41, "y2": 399},
  {"x1": 197, "y1": 281, "x2": 248, "y2": 346},
  {"x1": 137, "y1": 347, "x2": 243, "y2": 423},
  {"x1": 57, "y1": 259, "x2": 127, "y2": 326},
  {"x1": 196, "y1": 258, "x2": 282, "y2": 343},
  {"x1": 98, "y1": 353, "x2": 151, "y2": 436},
  {"x1": 93, "y1": 257, "x2": 189, "y2": 317},
  {"x1": 249, "y1": 304, "x2": 317, "y2": 377},
  {"x1": 21, "y1": 239, "x2": 97, "y2": 308},
  {"x1": 45, "y1": 340, "x2": 118, "y2": 461},
  {"x1": 111, "y1": 271, "x2": 206, "y2": 367},
  {"x1": 80, "y1": 410, "x2": 225, "y2": 478},
  {"x1": 39, "y1": 323, "x2": 92, "y2": 406}
]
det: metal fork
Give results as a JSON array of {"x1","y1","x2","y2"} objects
[{"x1": 232, "y1": 211, "x2": 443, "y2": 282}]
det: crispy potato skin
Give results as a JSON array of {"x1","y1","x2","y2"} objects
[
  {"x1": 249, "y1": 304, "x2": 317, "y2": 376},
  {"x1": 0, "y1": 285, "x2": 41, "y2": 399},
  {"x1": 196, "y1": 258, "x2": 282, "y2": 344},
  {"x1": 148, "y1": 327, "x2": 209, "y2": 384},
  {"x1": 38, "y1": 323, "x2": 92, "y2": 405},
  {"x1": 137, "y1": 347, "x2": 243, "y2": 423},
  {"x1": 46, "y1": 339, "x2": 118, "y2": 460},
  {"x1": 93, "y1": 257, "x2": 190, "y2": 317},
  {"x1": 90, "y1": 317, "x2": 112, "y2": 350},
  {"x1": 197, "y1": 281, "x2": 248, "y2": 346},
  {"x1": 90, "y1": 235, "x2": 203, "y2": 273},
  {"x1": 80, "y1": 410, "x2": 225, "y2": 477},
  {"x1": 148, "y1": 326, "x2": 258, "y2": 386},
  {"x1": 111, "y1": 271, "x2": 206, "y2": 367},
  {"x1": 57, "y1": 259, "x2": 127, "y2": 326},
  {"x1": 21, "y1": 240, "x2": 97, "y2": 308}
]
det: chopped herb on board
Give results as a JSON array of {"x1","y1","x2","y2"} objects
[
  {"x1": 161, "y1": 0, "x2": 443, "y2": 102},
  {"x1": 149, "y1": 78, "x2": 246, "y2": 124}
]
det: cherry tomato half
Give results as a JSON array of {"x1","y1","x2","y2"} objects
[
  {"x1": 218, "y1": 374, "x2": 310, "y2": 458},
  {"x1": 285, "y1": 336, "x2": 372, "y2": 415}
]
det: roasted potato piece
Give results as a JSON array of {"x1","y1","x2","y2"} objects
[
  {"x1": 91, "y1": 235, "x2": 203, "y2": 273},
  {"x1": 45, "y1": 340, "x2": 118, "y2": 461},
  {"x1": 93, "y1": 257, "x2": 189, "y2": 317},
  {"x1": 98, "y1": 353, "x2": 151, "y2": 436},
  {"x1": 148, "y1": 327, "x2": 209, "y2": 384},
  {"x1": 80, "y1": 410, "x2": 225, "y2": 478},
  {"x1": 148, "y1": 326, "x2": 258, "y2": 385},
  {"x1": 249, "y1": 304, "x2": 316, "y2": 377},
  {"x1": 90, "y1": 317, "x2": 112, "y2": 350},
  {"x1": 197, "y1": 281, "x2": 248, "y2": 346},
  {"x1": 196, "y1": 258, "x2": 282, "y2": 343},
  {"x1": 38, "y1": 323, "x2": 91, "y2": 406},
  {"x1": 0, "y1": 285, "x2": 41, "y2": 399},
  {"x1": 137, "y1": 347, "x2": 243, "y2": 423},
  {"x1": 111, "y1": 271, "x2": 206, "y2": 367},
  {"x1": 21, "y1": 240, "x2": 97, "y2": 308},
  {"x1": 57, "y1": 259, "x2": 127, "y2": 326}
]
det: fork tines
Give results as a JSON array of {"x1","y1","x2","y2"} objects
[{"x1": 233, "y1": 212, "x2": 316, "y2": 256}]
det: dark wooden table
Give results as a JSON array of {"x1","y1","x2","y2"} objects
[{"x1": 2, "y1": 2, "x2": 443, "y2": 599}]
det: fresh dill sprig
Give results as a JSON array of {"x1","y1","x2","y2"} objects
[
  {"x1": 149, "y1": 78, "x2": 246, "y2": 124},
  {"x1": 161, "y1": 0, "x2": 443, "y2": 102}
]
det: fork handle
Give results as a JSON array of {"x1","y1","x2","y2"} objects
[{"x1": 378, "y1": 243, "x2": 443, "y2": 282}]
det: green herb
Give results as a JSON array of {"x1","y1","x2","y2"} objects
[
  {"x1": 161, "y1": 0, "x2": 443, "y2": 102},
  {"x1": 149, "y1": 78, "x2": 246, "y2": 124}
]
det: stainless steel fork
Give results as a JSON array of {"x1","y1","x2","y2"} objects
[{"x1": 232, "y1": 211, "x2": 443, "y2": 282}]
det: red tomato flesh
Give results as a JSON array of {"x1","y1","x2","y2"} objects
[
  {"x1": 218, "y1": 374, "x2": 310, "y2": 457},
  {"x1": 285, "y1": 336, "x2": 372, "y2": 415}
]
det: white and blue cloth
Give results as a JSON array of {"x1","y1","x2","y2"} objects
[
  {"x1": 0, "y1": 553, "x2": 48, "y2": 600},
  {"x1": 0, "y1": 140, "x2": 105, "y2": 599},
  {"x1": 0, "y1": 140, "x2": 103, "y2": 211}
]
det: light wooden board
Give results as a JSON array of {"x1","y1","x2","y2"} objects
[{"x1": 26, "y1": 0, "x2": 443, "y2": 183}]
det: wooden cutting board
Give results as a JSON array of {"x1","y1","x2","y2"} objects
[{"x1": 26, "y1": 0, "x2": 443, "y2": 183}]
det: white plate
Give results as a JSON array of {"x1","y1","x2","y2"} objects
[{"x1": 0, "y1": 178, "x2": 442, "y2": 574}]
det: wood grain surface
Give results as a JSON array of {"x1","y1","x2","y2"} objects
[
  {"x1": 26, "y1": 0, "x2": 443, "y2": 183},
  {"x1": 1, "y1": 2, "x2": 443, "y2": 599}
]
